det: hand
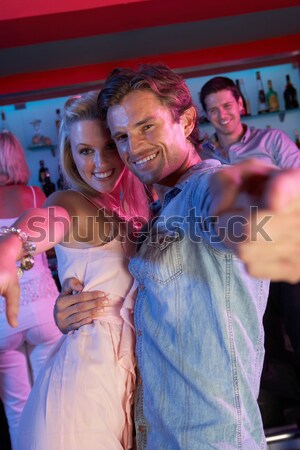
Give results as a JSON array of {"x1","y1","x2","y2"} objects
[
  {"x1": 238, "y1": 169, "x2": 300, "y2": 282},
  {"x1": 54, "y1": 277, "x2": 110, "y2": 334},
  {"x1": 0, "y1": 239, "x2": 21, "y2": 327},
  {"x1": 210, "y1": 159, "x2": 279, "y2": 216},
  {"x1": 0, "y1": 262, "x2": 20, "y2": 328},
  {"x1": 210, "y1": 161, "x2": 300, "y2": 282}
]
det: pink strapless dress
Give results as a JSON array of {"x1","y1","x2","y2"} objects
[{"x1": 16, "y1": 238, "x2": 137, "y2": 450}]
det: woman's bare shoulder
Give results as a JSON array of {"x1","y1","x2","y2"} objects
[
  {"x1": 44, "y1": 190, "x2": 87, "y2": 214},
  {"x1": 44, "y1": 190, "x2": 110, "y2": 248}
]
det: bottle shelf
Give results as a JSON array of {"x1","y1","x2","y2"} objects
[
  {"x1": 241, "y1": 108, "x2": 299, "y2": 123},
  {"x1": 27, "y1": 144, "x2": 57, "y2": 156}
]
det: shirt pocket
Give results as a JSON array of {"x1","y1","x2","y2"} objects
[{"x1": 142, "y1": 228, "x2": 183, "y2": 286}]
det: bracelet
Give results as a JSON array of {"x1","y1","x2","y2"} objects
[{"x1": 0, "y1": 226, "x2": 37, "y2": 278}]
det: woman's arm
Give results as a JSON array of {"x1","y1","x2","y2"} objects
[{"x1": 0, "y1": 204, "x2": 70, "y2": 327}]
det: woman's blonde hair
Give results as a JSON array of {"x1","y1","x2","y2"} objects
[
  {"x1": 60, "y1": 91, "x2": 151, "y2": 226},
  {"x1": 0, "y1": 132, "x2": 30, "y2": 185}
]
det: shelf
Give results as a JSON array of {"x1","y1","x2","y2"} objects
[
  {"x1": 241, "y1": 108, "x2": 299, "y2": 123},
  {"x1": 27, "y1": 144, "x2": 57, "y2": 156}
]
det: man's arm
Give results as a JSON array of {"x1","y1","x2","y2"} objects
[{"x1": 272, "y1": 129, "x2": 300, "y2": 169}]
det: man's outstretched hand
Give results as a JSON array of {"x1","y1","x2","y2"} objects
[{"x1": 210, "y1": 160, "x2": 300, "y2": 282}]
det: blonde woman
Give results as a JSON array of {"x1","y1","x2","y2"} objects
[{"x1": 0, "y1": 92, "x2": 150, "y2": 450}]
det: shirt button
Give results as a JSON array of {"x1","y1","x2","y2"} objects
[
  {"x1": 139, "y1": 425, "x2": 145, "y2": 433},
  {"x1": 137, "y1": 330, "x2": 142, "y2": 337},
  {"x1": 139, "y1": 284, "x2": 145, "y2": 291}
]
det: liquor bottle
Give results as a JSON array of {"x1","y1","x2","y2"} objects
[
  {"x1": 237, "y1": 79, "x2": 251, "y2": 116},
  {"x1": 284, "y1": 75, "x2": 299, "y2": 110},
  {"x1": 43, "y1": 172, "x2": 56, "y2": 197},
  {"x1": 57, "y1": 164, "x2": 66, "y2": 190},
  {"x1": 235, "y1": 80, "x2": 246, "y2": 116},
  {"x1": 294, "y1": 129, "x2": 300, "y2": 149},
  {"x1": 55, "y1": 108, "x2": 62, "y2": 134},
  {"x1": 1, "y1": 111, "x2": 9, "y2": 132},
  {"x1": 38, "y1": 160, "x2": 48, "y2": 186},
  {"x1": 266, "y1": 80, "x2": 279, "y2": 112},
  {"x1": 256, "y1": 71, "x2": 269, "y2": 114}
]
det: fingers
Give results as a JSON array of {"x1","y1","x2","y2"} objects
[
  {"x1": 60, "y1": 277, "x2": 84, "y2": 295},
  {"x1": 54, "y1": 291, "x2": 109, "y2": 333},
  {"x1": 242, "y1": 256, "x2": 300, "y2": 283},
  {"x1": 5, "y1": 282, "x2": 20, "y2": 328},
  {"x1": 210, "y1": 160, "x2": 279, "y2": 216},
  {"x1": 237, "y1": 205, "x2": 300, "y2": 282},
  {"x1": 263, "y1": 169, "x2": 300, "y2": 212},
  {"x1": 58, "y1": 303, "x2": 107, "y2": 334},
  {"x1": 64, "y1": 317, "x2": 94, "y2": 334},
  {"x1": 56, "y1": 289, "x2": 107, "y2": 309}
]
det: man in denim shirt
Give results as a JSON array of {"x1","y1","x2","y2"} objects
[{"x1": 50, "y1": 66, "x2": 300, "y2": 449}]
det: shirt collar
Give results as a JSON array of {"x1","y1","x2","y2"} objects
[
  {"x1": 150, "y1": 160, "x2": 221, "y2": 212},
  {"x1": 240, "y1": 124, "x2": 251, "y2": 143},
  {"x1": 207, "y1": 123, "x2": 250, "y2": 148}
]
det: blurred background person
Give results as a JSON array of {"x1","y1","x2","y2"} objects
[{"x1": 0, "y1": 131, "x2": 62, "y2": 449}]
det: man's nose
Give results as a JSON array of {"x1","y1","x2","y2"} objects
[
  {"x1": 218, "y1": 108, "x2": 227, "y2": 119},
  {"x1": 127, "y1": 133, "x2": 142, "y2": 155}
]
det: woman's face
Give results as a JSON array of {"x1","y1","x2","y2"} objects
[{"x1": 70, "y1": 119, "x2": 125, "y2": 194}]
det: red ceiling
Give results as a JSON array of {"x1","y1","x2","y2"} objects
[
  {"x1": 1, "y1": 0, "x2": 299, "y2": 48},
  {"x1": 0, "y1": 0, "x2": 299, "y2": 104}
]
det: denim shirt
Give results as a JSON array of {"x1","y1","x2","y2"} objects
[{"x1": 130, "y1": 162, "x2": 270, "y2": 450}]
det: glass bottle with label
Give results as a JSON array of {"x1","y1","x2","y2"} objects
[
  {"x1": 38, "y1": 160, "x2": 48, "y2": 187},
  {"x1": 256, "y1": 71, "x2": 269, "y2": 114},
  {"x1": 43, "y1": 172, "x2": 56, "y2": 197},
  {"x1": 266, "y1": 80, "x2": 279, "y2": 112},
  {"x1": 284, "y1": 75, "x2": 299, "y2": 110}
]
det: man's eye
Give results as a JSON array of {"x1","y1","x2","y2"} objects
[
  {"x1": 115, "y1": 134, "x2": 127, "y2": 142},
  {"x1": 208, "y1": 109, "x2": 217, "y2": 115},
  {"x1": 143, "y1": 124, "x2": 153, "y2": 131}
]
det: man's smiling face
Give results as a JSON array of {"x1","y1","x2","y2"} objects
[
  {"x1": 107, "y1": 89, "x2": 195, "y2": 187},
  {"x1": 204, "y1": 89, "x2": 244, "y2": 138}
]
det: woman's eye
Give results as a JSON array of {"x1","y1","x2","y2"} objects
[
  {"x1": 106, "y1": 141, "x2": 117, "y2": 151},
  {"x1": 80, "y1": 147, "x2": 94, "y2": 155}
]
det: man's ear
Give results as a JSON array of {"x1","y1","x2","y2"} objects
[
  {"x1": 181, "y1": 106, "x2": 197, "y2": 138},
  {"x1": 238, "y1": 96, "x2": 244, "y2": 114}
]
